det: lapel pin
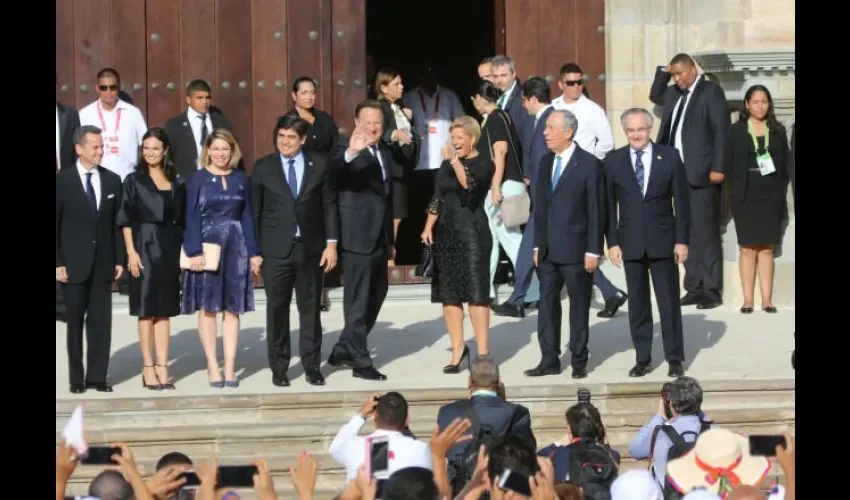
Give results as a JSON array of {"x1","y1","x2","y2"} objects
[
  {"x1": 308, "y1": 161, "x2": 313, "y2": 166},
  {"x1": 657, "y1": 155, "x2": 662, "y2": 160}
]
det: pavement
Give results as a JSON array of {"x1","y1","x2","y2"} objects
[{"x1": 55, "y1": 277, "x2": 795, "y2": 400}]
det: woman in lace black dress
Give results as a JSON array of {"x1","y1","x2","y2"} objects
[{"x1": 421, "y1": 116, "x2": 495, "y2": 374}]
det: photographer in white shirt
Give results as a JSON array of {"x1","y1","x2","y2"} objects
[{"x1": 329, "y1": 392, "x2": 433, "y2": 482}]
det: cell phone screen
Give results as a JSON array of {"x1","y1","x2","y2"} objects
[
  {"x1": 217, "y1": 465, "x2": 258, "y2": 488},
  {"x1": 370, "y1": 439, "x2": 390, "y2": 476},
  {"x1": 748, "y1": 435, "x2": 786, "y2": 457},
  {"x1": 178, "y1": 471, "x2": 201, "y2": 487},
  {"x1": 499, "y1": 468, "x2": 532, "y2": 497},
  {"x1": 80, "y1": 446, "x2": 120, "y2": 465}
]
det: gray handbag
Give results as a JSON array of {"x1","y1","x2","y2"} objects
[{"x1": 486, "y1": 111, "x2": 530, "y2": 227}]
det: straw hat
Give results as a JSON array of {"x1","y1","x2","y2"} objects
[{"x1": 666, "y1": 429, "x2": 771, "y2": 498}]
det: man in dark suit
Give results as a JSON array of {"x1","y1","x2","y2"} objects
[
  {"x1": 490, "y1": 55, "x2": 534, "y2": 154},
  {"x1": 492, "y1": 77, "x2": 551, "y2": 318},
  {"x1": 56, "y1": 99, "x2": 82, "y2": 321},
  {"x1": 327, "y1": 100, "x2": 394, "y2": 381},
  {"x1": 525, "y1": 110, "x2": 604, "y2": 380},
  {"x1": 251, "y1": 115, "x2": 339, "y2": 388},
  {"x1": 604, "y1": 108, "x2": 690, "y2": 378},
  {"x1": 164, "y1": 79, "x2": 231, "y2": 180},
  {"x1": 56, "y1": 125, "x2": 125, "y2": 393},
  {"x1": 650, "y1": 53, "x2": 729, "y2": 310}
]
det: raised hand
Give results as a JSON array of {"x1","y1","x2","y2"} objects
[{"x1": 348, "y1": 126, "x2": 369, "y2": 155}]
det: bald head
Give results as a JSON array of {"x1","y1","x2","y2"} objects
[
  {"x1": 469, "y1": 355, "x2": 499, "y2": 391},
  {"x1": 89, "y1": 470, "x2": 133, "y2": 500},
  {"x1": 727, "y1": 485, "x2": 766, "y2": 500}
]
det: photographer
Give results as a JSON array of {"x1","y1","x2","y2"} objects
[
  {"x1": 628, "y1": 377, "x2": 714, "y2": 486},
  {"x1": 538, "y1": 394, "x2": 620, "y2": 497}
]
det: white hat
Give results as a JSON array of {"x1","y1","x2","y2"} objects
[
  {"x1": 683, "y1": 490, "x2": 722, "y2": 500},
  {"x1": 666, "y1": 429, "x2": 771, "y2": 498},
  {"x1": 610, "y1": 470, "x2": 663, "y2": 500}
]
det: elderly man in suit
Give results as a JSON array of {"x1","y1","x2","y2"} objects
[
  {"x1": 604, "y1": 108, "x2": 690, "y2": 378},
  {"x1": 650, "y1": 53, "x2": 729, "y2": 310},
  {"x1": 525, "y1": 110, "x2": 605, "y2": 380}
]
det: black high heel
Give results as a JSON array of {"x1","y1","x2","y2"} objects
[
  {"x1": 142, "y1": 365, "x2": 162, "y2": 390},
  {"x1": 154, "y1": 364, "x2": 175, "y2": 390},
  {"x1": 443, "y1": 345, "x2": 471, "y2": 374}
]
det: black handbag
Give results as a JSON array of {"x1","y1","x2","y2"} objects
[{"x1": 415, "y1": 244, "x2": 435, "y2": 278}]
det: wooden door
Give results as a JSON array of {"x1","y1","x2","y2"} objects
[
  {"x1": 504, "y1": 0, "x2": 607, "y2": 109},
  {"x1": 329, "y1": 0, "x2": 367, "y2": 137}
]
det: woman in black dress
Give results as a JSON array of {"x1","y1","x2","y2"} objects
[
  {"x1": 117, "y1": 127, "x2": 186, "y2": 390},
  {"x1": 421, "y1": 116, "x2": 495, "y2": 373},
  {"x1": 725, "y1": 85, "x2": 788, "y2": 314}
]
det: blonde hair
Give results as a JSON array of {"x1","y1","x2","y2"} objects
[
  {"x1": 200, "y1": 129, "x2": 242, "y2": 170},
  {"x1": 374, "y1": 68, "x2": 401, "y2": 101},
  {"x1": 451, "y1": 116, "x2": 482, "y2": 143}
]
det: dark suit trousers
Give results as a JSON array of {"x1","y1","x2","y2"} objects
[
  {"x1": 63, "y1": 275, "x2": 113, "y2": 384},
  {"x1": 537, "y1": 259, "x2": 592, "y2": 367},
  {"x1": 262, "y1": 242, "x2": 324, "y2": 375},
  {"x1": 335, "y1": 248, "x2": 388, "y2": 368},
  {"x1": 56, "y1": 281, "x2": 66, "y2": 315},
  {"x1": 507, "y1": 216, "x2": 538, "y2": 305},
  {"x1": 683, "y1": 184, "x2": 723, "y2": 300},
  {"x1": 624, "y1": 256, "x2": 684, "y2": 364}
]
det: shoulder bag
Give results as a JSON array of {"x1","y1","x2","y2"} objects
[{"x1": 486, "y1": 111, "x2": 530, "y2": 228}]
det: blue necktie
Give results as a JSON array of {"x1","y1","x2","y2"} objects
[
  {"x1": 287, "y1": 158, "x2": 298, "y2": 197},
  {"x1": 551, "y1": 155, "x2": 563, "y2": 191},
  {"x1": 635, "y1": 150, "x2": 645, "y2": 194},
  {"x1": 85, "y1": 172, "x2": 98, "y2": 215}
]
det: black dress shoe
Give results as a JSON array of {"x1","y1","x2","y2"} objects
[
  {"x1": 668, "y1": 363, "x2": 685, "y2": 377},
  {"x1": 697, "y1": 298, "x2": 722, "y2": 310},
  {"x1": 87, "y1": 383, "x2": 113, "y2": 392},
  {"x1": 492, "y1": 302, "x2": 525, "y2": 318},
  {"x1": 681, "y1": 292, "x2": 702, "y2": 306},
  {"x1": 443, "y1": 345, "x2": 470, "y2": 374},
  {"x1": 571, "y1": 366, "x2": 588, "y2": 379},
  {"x1": 763, "y1": 305, "x2": 778, "y2": 313},
  {"x1": 305, "y1": 369, "x2": 326, "y2": 386},
  {"x1": 524, "y1": 301, "x2": 539, "y2": 310},
  {"x1": 328, "y1": 351, "x2": 355, "y2": 368},
  {"x1": 740, "y1": 306, "x2": 754, "y2": 314},
  {"x1": 629, "y1": 363, "x2": 652, "y2": 377},
  {"x1": 70, "y1": 383, "x2": 86, "y2": 394},
  {"x1": 272, "y1": 374, "x2": 290, "y2": 387},
  {"x1": 597, "y1": 291, "x2": 628, "y2": 318},
  {"x1": 523, "y1": 363, "x2": 561, "y2": 377},
  {"x1": 353, "y1": 366, "x2": 387, "y2": 381}
]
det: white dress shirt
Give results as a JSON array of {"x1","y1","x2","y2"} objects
[
  {"x1": 187, "y1": 106, "x2": 214, "y2": 159},
  {"x1": 76, "y1": 161, "x2": 101, "y2": 208},
  {"x1": 79, "y1": 99, "x2": 148, "y2": 180},
  {"x1": 669, "y1": 75, "x2": 702, "y2": 162},
  {"x1": 56, "y1": 107, "x2": 61, "y2": 170},
  {"x1": 328, "y1": 414, "x2": 433, "y2": 482},
  {"x1": 402, "y1": 86, "x2": 464, "y2": 171},
  {"x1": 551, "y1": 94, "x2": 614, "y2": 160},
  {"x1": 630, "y1": 142, "x2": 654, "y2": 197}
]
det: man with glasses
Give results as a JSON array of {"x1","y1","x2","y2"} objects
[
  {"x1": 78, "y1": 68, "x2": 148, "y2": 181},
  {"x1": 552, "y1": 63, "x2": 627, "y2": 319}
]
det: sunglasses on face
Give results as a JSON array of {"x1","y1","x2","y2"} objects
[
  {"x1": 562, "y1": 80, "x2": 583, "y2": 87},
  {"x1": 98, "y1": 84, "x2": 119, "y2": 91}
]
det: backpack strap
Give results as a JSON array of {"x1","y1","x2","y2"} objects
[{"x1": 649, "y1": 425, "x2": 688, "y2": 478}]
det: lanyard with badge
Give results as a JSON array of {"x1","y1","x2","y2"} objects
[
  {"x1": 748, "y1": 119, "x2": 775, "y2": 176},
  {"x1": 97, "y1": 101, "x2": 123, "y2": 156},
  {"x1": 419, "y1": 90, "x2": 441, "y2": 138}
]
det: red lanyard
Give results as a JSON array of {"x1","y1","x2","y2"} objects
[
  {"x1": 96, "y1": 100, "x2": 122, "y2": 138},
  {"x1": 419, "y1": 90, "x2": 440, "y2": 115}
]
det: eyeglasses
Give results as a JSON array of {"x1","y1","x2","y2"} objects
[
  {"x1": 562, "y1": 80, "x2": 583, "y2": 87},
  {"x1": 98, "y1": 84, "x2": 118, "y2": 91}
]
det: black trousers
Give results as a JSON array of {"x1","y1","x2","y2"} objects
[
  {"x1": 683, "y1": 184, "x2": 723, "y2": 301},
  {"x1": 63, "y1": 275, "x2": 113, "y2": 385},
  {"x1": 262, "y1": 242, "x2": 324, "y2": 375},
  {"x1": 537, "y1": 259, "x2": 592, "y2": 368},
  {"x1": 624, "y1": 255, "x2": 684, "y2": 365},
  {"x1": 333, "y1": 247, "x2": 388, "y2": 368}
]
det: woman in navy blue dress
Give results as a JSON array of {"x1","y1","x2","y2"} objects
[{"x1": 182, "y1": 129, "x2": 262, "y2": 388}]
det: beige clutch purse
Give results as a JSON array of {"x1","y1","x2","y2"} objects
[{"x1": 180, "y1": 243, "x2": 222, "y2": 272}]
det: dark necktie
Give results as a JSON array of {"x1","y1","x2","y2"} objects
[
  {"x1": 634, "y1": 150, "x2": 645, "y2": 194},
  {"x1": 551, "y1": 155, "x2": 563, "y2": 191},
  {"x1": 199, "y1": 114, "x2": 209, "y2": 146},
  {"x1": 668, "y1": 90, "x2": 689, "y2": 148},
  {"x1": 85, "y1": 172, "x2": 98, "y2": 214},
  {"x1": 286, "y1": 158, "x2": 298, "y2": 197}
]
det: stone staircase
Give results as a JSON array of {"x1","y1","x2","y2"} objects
[{"x1": 57, "y1": 379, "x2": 794, "y2": 499}]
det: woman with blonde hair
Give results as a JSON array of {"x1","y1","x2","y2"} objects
[
  {"x1": 182, "y1": 129, "x2": 262, "y2": 388},
  {"x1": 421, "y1": 116, "x2": 495, "y2": 373}
]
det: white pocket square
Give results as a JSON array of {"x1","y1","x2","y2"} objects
[{"x1": 107, "y1": 194, "x2": 116, "y2": 199}]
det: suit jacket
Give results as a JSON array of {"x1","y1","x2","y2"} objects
[
  {"x1": 523, "y1": 106, "x2": 555, "y2": 200},
  {"x1": 724, "y1": 120, "x2": 788, "y2": 202},
  {"x1": 378, "y1": 99, "x2": 418, "y2": 180},
  {"x1": 504, "y1": 80, "x2": 534, "y2": 158},
  {"x1": 250, "y1": 151, "x2": 339, "y2": 259},
  {"x1": 57, "y1": 101, "x2": 81, "y2": 171},
  {"x1": 604, "y1": 142, "x2": 690, "y2": 261},
  {"x1": 534, "y1": 145, "x2": 605, "y2": 265},
  {"x1": 164, "y1": 107, "x2": 231, "y2": 180},
  {"x1": 331, "y1": 138, "x2": 394, "y2": 254},
  {"x1": 55, "y1": 166, "x2": 125, "y2": 284},
  {"x1": 649, "y1": 70, "x2": 730, "y2": 187},
  {"x1": 437, "y1": 396, "x2": 536, "y2": 461},
  {"x1": 788, "y1": 124, "x2": 795, "y2": 203}
]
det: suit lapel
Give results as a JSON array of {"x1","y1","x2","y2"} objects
[
  {"x1": 299, "y1": 153, "x2": 315, "y2": 198},
  {"x1": 181, "y1": 110, "x2": 199, "y2": 157},
  {"x1": 553, "y1": 152, "x2": 579, "y2": 193},
  {"x1": 621, "y1": 149, "x2": 643, "y2": 197},
  {"x1": 643, "y1": 144, "x2": 665, "y2": 197},
  {"x1": 96, "y1": 166, "x2": 109, "y2": 219},
  {"x1": 273, "y1": 154, "x2": 295, "y2": 201},
  {"x1": 680, "y1": 78, "x2": 706, "y2": 134},
  {"x1": 210, "y1": 111, "x2": 226, "y2": 131}
]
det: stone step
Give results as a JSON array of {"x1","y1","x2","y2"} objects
[{"x1": 57, "y1": 379, "x2": 795, "y2": 430}]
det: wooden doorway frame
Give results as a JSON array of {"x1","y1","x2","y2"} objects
[{"x1": 494, "y1": 0, "x2": 506, "y2": 55}]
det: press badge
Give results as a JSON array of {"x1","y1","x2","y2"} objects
[{"x1": 757, "y1": 153, "x2": 776, "y2": 176}]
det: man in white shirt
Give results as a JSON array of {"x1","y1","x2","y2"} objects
[
  {"x1": 78, "y1": 68, "x2": 147, "y2": 181},
  {"x1": 329, "y1": 392, "x2": 432, "y2": 482},
  {"x1": 552, "y1": 63, "x2": 627, "y2": 319}
]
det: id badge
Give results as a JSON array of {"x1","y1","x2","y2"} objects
[
  {"x1": 105, "y1": 137, "x2": 120, "y2": 156},
  {"x1": 757, "y1": 153, "x2": 776, "y2": 176},
  {"x1": 428, "y1": 119, "x2": 439, "y2": 135}
]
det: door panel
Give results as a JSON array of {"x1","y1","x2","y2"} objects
[
  {"x1": 574, "y1": 0, "x2": 607, "y2": 109},
  {"x1": 330, "y1": 0, "x2": 366, "y2": 136},
  {"x1": 251, "y1": 0, "x2": 289, "y2": 161},
  {"x1": 286, "y1": 0, "x2": 325, "y2": 104},
  {"x1": 145, "y1": 0, "x2": 181, "y2": 128},
  {"x1": 73, "y1": 0, "x2": 111, "y2": 109},
  {"x1": 112, "y1": 0, "x2": 148, "y2": 114},
  {"x1": 56, "y1": 0, "x2": 75, "y2": 105},
  {"x1": 179, "y1": 0, "x2": 217, "y2": 91},
  {"x1": 504, "y1": 0, "x2": 539, "y2": 81}
]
